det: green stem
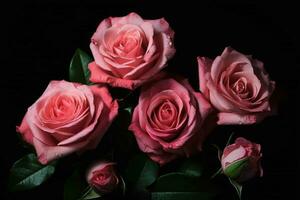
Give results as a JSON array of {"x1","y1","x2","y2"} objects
[
  {"x1": 210, "y1": 167, "x2": 223, "y2": 179},
  {"x1": 226, "y1": 132, "x2": 235, "y2": 147},
  {"x1": 78, "y1": 186, "x2": 92, "y2": 200}
]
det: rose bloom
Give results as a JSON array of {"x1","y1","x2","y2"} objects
[
  {"x1": 86, "y1": 162, "x2": 119, "y2": 194},
  {"x1": 198, "y1": 47, "x2": 275, "y2": 125},
  {"x1": 221, "y1": 137, "x2": 263, "y2": 183},
  {"x1": 129, "y1": 77, "x2": 213, "y2": 165},
  {"x1": 89, "y1": 12, "x2": 176, "y2": 90},
  {"x1": 17, "y1": 80, "x2": 118, "y2": 164}
]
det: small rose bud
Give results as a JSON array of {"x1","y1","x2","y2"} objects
[
  {"x1": 221, "y1": 137, "x2": 263, "y2": 183},
  {"x1": 86, "y1": 162, "x2": 119, "y2": 194}
]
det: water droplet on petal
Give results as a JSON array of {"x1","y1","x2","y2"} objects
[{"x1": 91, "y1": 39, "x2": 98, "y2": 46}]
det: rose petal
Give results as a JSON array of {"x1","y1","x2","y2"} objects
[
  {"x1": 147, "y1": 18, "x2": 174, "y2": 36},
  {"x1": 128, "y1": 33, "x2": 175, "y2": 81},
  {"x1": 91, "y1": 18, "x2": 112, "y2": 44},
  {"x1": 110, "y1": 12, "x2": 144, "y2": 26},
  {"x1": 129, "y1": 105, "x2": 162, "y2": 153},
  {"x1": 86, "y1": 162, "x2": 116, "y2": 182},
  {"x1": 89, "y1": 61, "x2": 143, "y2": 90},
  {"x1": 34, "y1": 137, "x2": 89, "y2": 164},
  {"x1": 197, "y1": 56, "x2": 212, "y2": 98},
  {"x1": 16, "y1": 117, "x2": 33, "y2": 145},
  {"x1": 221, "y1": 146, "x2": 246, "y2": 168},
  {"x1": 217, "y1": 112, "x2": 269, "y2": 125},
  {"x1": 139, "y1": 22, "x2": 155, "y2": 57},
  {"x1": 90, "y1": 43, "x2": 115, "y2": 73},
  {"x1": 207, "y1": 78, "x2": 237, "y2": 112},
  {"x1": 122, "y1": 53, "x2": 159, "y2": 79},
  {"x1": 211, "y1": 47, "x2": 251, "y2": 82}
]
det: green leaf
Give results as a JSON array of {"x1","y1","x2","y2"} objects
[
  {"x1": 64, "y1": 169, "x2": 88, "y2": 200},
  {"x1": 152, "y1": 172, "x2": 217, "y2": 194},
  {"x1": 210, "y1": 167, "x2": 222, "y2": 179},
  {"x1": 226, "y1": 132, "x2": 235, "y2": 147},
  {"x1": 113, "y1": 107, "x2": 138, "y2": 163},
  {"x1": 124, "y1": 107, "x2": 133, "y2": 115},
  {"x1": 120, "y1": 176, "x2": 126, "y2": 196},
  {"x1": 8, "y1": 154, "x2": 55, "y2": 191},
  {"x1": 223, "y1": 157, "x2": 249, "y2": 179},
  {"x1": 229, "y1": 178, "x2": 243, "y2": 200},
  {"x1": 152, "y1": 192, "x2": 216, "y2": 200},
  {"x1": 125, "y1": 153, "x2": 159, "y2": 190},
  {"x1": 80, "y1": 187, "x2": 101, "y2": 200},
  {"x1": 211, "y1": 144, "x2": 222, "y2": 160},
  {"x1": 178, "y1": 156, "x2": 204, "y2": 177},
  {"x1": 69, "y1": 48, "x2": 93, "y2": 84}
]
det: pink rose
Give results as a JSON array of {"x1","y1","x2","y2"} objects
[
  {"x1": 129, "y1": 77, "x2": 213, "y2": 165},
  {"x1": 221, "y1": 137, "x2": 263, "y2": 183},
  {"x1": 86, "y1": 162, "x2": 119, "y2": 194},
  {"x1": 198, "y1": 47, "x2": 276, "y2": 125},
  {"x1": 89, "y1": 12, "x2": 175, "y2": 90},
  {"x1": 17, "y1": 80, "x2": 118, "y2": 164}
]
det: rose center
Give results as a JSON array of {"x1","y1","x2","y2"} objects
[
  {"x1": 49, "y1": 96, "x2": 75, "y2": 120},
  {"x1": 156, "y1": 100, "x2": 177, "y2": 126},
  {"x1": 40, "y1": 92, "x2": 87, "y2": 123},
  {"x1": 234, "y1": 80, "x2": 245, "y2": 93},
  {"x1": 113, "y1": 26, "x2": 146, "y2": 56},
  {"x1": 119, "y1": 32, "x2": 138, "y2": 51},
  {"x1": 231, "y1": 76, "x2": 249, "y2": 96},
  {"x1": 94, "y1": 173, "x2": 109, "y2": 184},
  {"x1": 161, "y1": 103, "x2": 174, "y2": 119}
]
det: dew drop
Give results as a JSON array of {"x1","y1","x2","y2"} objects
[{"x1": 91, "y1": 39, "x2": 98, "y2": 46}]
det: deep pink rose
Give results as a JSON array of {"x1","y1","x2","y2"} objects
[
  {"x1": 197, "y1": 47, "x2": 276, "y2": 125},
  {"x1": 221, "y1": 137, "x2": 263, "y2": 183},
  {"x1": 86, "y1": 162, "x2": 119, "y2": 194},
  {"x1": 129, "y1": 77, "x2": 213, "y2": 165},
  {"x1": 89, "y1": 12, "x2": 175, "y2": 90},
  {"x1": 17, "y1": 80, "x2": 118, "y2": 164}
]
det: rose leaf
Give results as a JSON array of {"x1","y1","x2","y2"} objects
[
  {"x1": 69, "y1": 48, "x2": 93, "y2": 85},
  {"x1": 64, "y1": 169, "x2": 89, "y2": 200},
  {"x1": 8, "y1": 153, "x2": 56, "y2": 191},
  {"x1": 125, "y1": 153, "x2": 159, "y2": 191}
]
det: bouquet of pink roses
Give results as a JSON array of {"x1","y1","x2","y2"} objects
[{"x1": 9, "y1": 12, "x2": 276, "y2": 200}]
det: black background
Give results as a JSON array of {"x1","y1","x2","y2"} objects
[{"x1": 1, "y1": 1, "x2": 299, "y2": 199}]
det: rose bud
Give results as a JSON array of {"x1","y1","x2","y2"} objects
[
  {"x1": 86, "y1": 162, "x2": 119, "y2": 194},
  {"x1": 221, "y1": 137, "x2": 263, "y2": 183}
]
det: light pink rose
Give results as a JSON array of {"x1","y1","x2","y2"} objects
[
  {"x1": 86, "y1": 162, "x2": 119, "y2": 194},
  {"x1": 17, "y1": 80, "x2": 118, "y2": 164},
  {"x1": 89, "y1": 12, "x2": 175, "y2": 90},
  {"x1": 198, "y1": 47, "x2": 276, "y2": 125},
  {"x1": 221, "y1": 137, "x2": 263, "y2": 183},
  {"x1": 129, "y1": 77, "x2": 213, "y2": 165}
]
